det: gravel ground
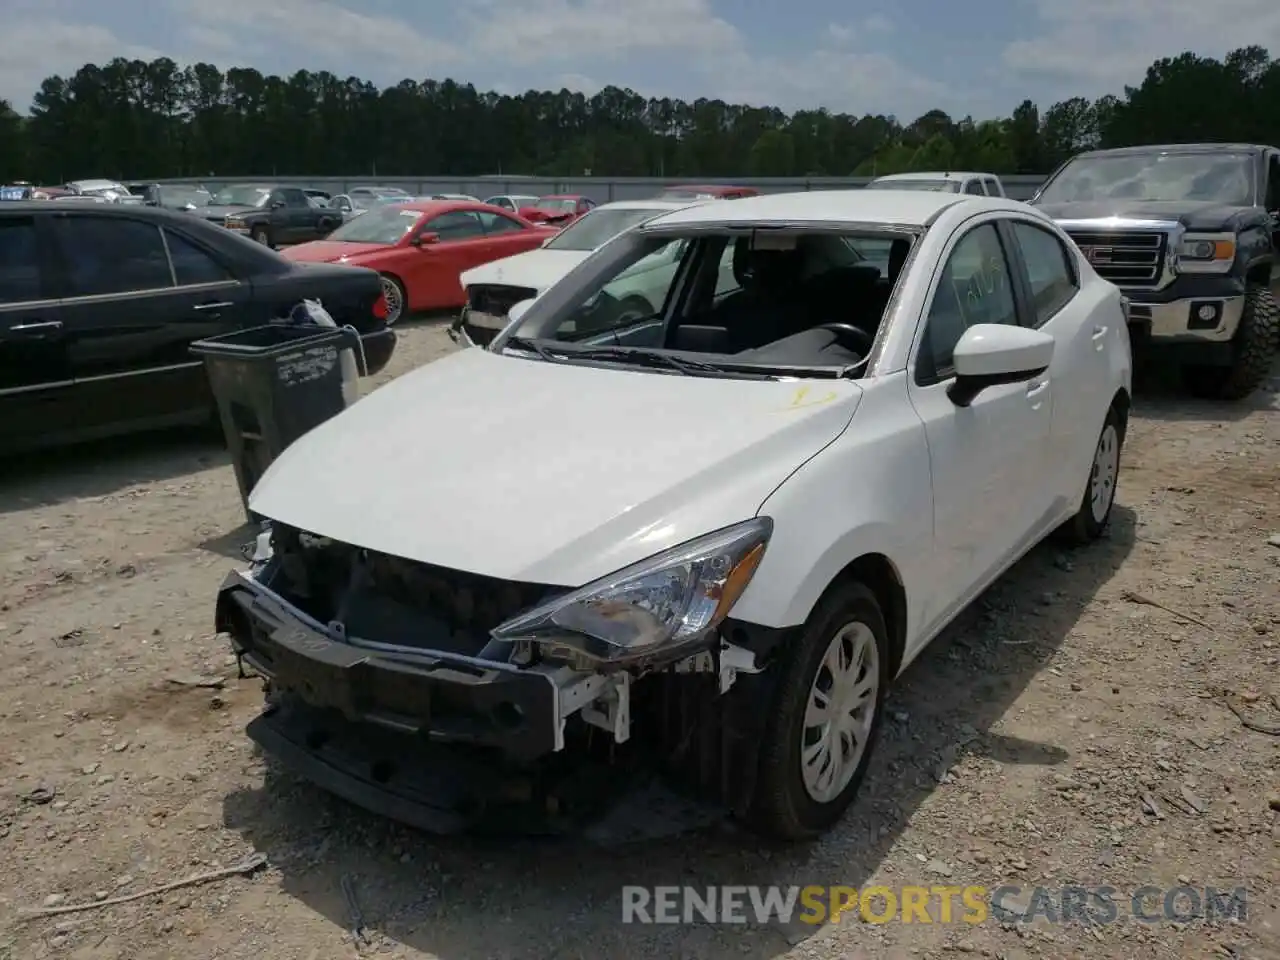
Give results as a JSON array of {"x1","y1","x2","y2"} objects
[{"x1": 0, "y1": 321, "x2": 1277, "y2": 960}]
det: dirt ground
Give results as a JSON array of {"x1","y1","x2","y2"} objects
[{"x1": 0, "y1": 321, "x2": 1277, "y2": 960}]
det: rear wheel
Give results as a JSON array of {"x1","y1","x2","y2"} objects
[
  {"x1": 748, "y1": 580, "x2": 890, "y2": 840},
  {"x1": 1181, "y1": 284, "x2": 1278, "y2": 400},
  {"x1": 1055, "y1": 404, "x2": 1123, "y2": 545}
]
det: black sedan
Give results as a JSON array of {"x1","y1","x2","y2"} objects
[{"x1": 0, "y1": 201, "x2": 395, "y2": 454}]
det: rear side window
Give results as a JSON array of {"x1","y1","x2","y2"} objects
[
  {"x1": 52, "y1": 216, "x2": 173, "y2": 296},
  {"x1": 0, "y1": 217, "x2": 43, "y2": 303},
  {"x1": 1010, "y1": 221, "x2": 1078, "y2": 327},
  {"x1": 984, "y1": 178, "x2": 1002, "y2": 196},
  {"x1": 963, "y1": 180, "x2": 984, "y2": 195},
  {"x1": 477, "y1": 210, "x2": 525, "y2": 234},
  {"x1": 165, "y1": 229, "x2": 232, "y2": 286}
]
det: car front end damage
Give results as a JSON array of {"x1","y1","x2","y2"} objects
[{"x1": 216, "y1": 519, "x2": 786, "y2": 838}]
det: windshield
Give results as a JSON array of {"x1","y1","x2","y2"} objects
[
  {"x1": 535, "y1": 198, "x2": 577, "y2": 213},
  {"x1": 326, "y1": 205, "x2": 422, "y2": 243},
  {"x1": 1036, "y1": 152, "x2": 1255, "y2": 205},
  {"x1": 353, "y1": 194, "x2": 404, "y2": 211},
  {"x1": 211, "y1": 186, "x2": 270, "y2": 207},
  {"x1": 163, "y1": 186, "x2": 212, "y2": 207},
  {"x1": 865, "y1": 179, "x2": 959, "y2": 193},
  {"x1": 503, "y1": 228, "x2": 911, "y2": 378},
  {"x1": 544, "y1": 207, "x2": 664, "y2": 251}
]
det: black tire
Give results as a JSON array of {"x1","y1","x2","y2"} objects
[
  {"x1": 250, "y1": 225, "x2": 272, "y2": 248},
  {"x1": 380, "y1": 274, "x2": 407, "y2": 326},
  {"x1": 1055, "y1": 403, "x2": 1124, "y2": 546},
  {"x1": 747, "y1": 580, "x2": 891, "y2": 841},
  {"x1": 1181, "y1": 284, "x2": 1278, "y2": 401}
]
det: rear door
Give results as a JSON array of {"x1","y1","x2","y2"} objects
[
  {"x1": 415, "y1": 210, "x2": 492, "y2": 308},
  {"x1": 0, "y1": 211, "x2": 77, "y2": 447},
  {"x1": 48, "y1": 210, "x2": 253, "y2": 434},
  {"x1": 476, "y1": 209, "x2": 542, "y2": 258},
  {"x1": 279, "y1": 187, "x2": 318, "y2": 243}
]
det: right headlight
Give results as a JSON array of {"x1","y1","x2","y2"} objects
[{"x1": 490, "y1": 518, "x2": 772, "y2": 669}]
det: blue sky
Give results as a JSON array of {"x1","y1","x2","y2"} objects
[{"x1": 3, "y1": 0, "x2": 1276, "y2": 121}]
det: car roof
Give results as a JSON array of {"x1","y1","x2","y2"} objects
[
  {"x1": 592, "y1": 199, "x2": 694, "y2": 212},
  {"x1": 540, "y1": 194, "x2": 584, "y2": 200},
  {"x1": 663, "y1": 184, "x2": 754, "y2": 192},
  {"x1": 1075, "y1": 142, "x2": 1268, "y2": 158},
  {"x1": 872, "y1": 171, "x2": 991, "y2": 181},
  {"x1": 376, "y1": 199, "x2": 492, "y2": 216},
  {"x1": 642, "y1": 189, "x2": 1025, "y2": 230}
]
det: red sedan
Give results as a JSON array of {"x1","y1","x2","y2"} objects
[
  {"x1": 282, "y1": 200, "x2": 557, "y2": 324},
  {"x1": 517, "y1": 194, "x2": 596, "y2": 226},
  {"x1": 653, "y1": 184, "x2": 760, "y2": 200}
]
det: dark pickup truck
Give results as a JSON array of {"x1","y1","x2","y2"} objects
[
  {"x1": 0, "y1": 201, "x2": 395, "y2": 454},
  {"x1": 199, "y1": 184, "x2": 342, "y2": 249},
  {"x1": 1031, "y1": 143, "x2": 1280, "y2": 400}
]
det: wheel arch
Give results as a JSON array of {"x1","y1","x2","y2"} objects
[
  {"x1": 826, "y1": 553, "x2": 908, "y2": 679},
  {"x1": 1245, "y1": 260, "x2": 1272, "y2": 287},
  {"x1": 1111, "y1": 386, "x2": 1131, "y2": 442}
]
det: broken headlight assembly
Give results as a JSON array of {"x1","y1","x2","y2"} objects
[{"x1": 490, "y1": 518, "x2": 771, "y2": 670}]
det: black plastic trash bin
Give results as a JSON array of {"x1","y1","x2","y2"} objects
[{"x1": 191, "y1": 323, "x2": 360, "y2": 521}]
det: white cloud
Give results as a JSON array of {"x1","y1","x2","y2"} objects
[
  {"x1": 0, "y1": 21, "x2": 161, "y2": 108},
  {"x1": 462, "y1": 0, "x2": 740, "y2": 64},
  {"x1": 168, "y1": 0, "x2": 462, "y2": 73},
  {"x1": 827, "y1": 15, "x2": 893, "y2": 46},
  {"x1": 1004, "y1": 0, "x2": 1280, "y2": 93}
]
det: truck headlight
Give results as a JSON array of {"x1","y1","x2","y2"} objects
[
  {"x1": 491, "y1": 518, "x2": 771, "y2": 668},
  {"x1": 1175, "y1": 233, "x2": 1235, "y2": 274}
]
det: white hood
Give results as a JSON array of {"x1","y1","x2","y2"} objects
[
  {"x1": 249, "y1": 349, "x2": 863, "y2": 586},
  {"x1": 460, "y1": 247, "x2": 589, "y2": 294}
]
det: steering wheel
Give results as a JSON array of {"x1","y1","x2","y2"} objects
[{"x1": 817, "y1": 323, "x2": 874, "y2": 355}]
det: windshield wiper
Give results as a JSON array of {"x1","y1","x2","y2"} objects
[
  {"x1": 563, "y1": 346, "x2": 729, "y2": 376},
  {"x1": 503, "y1": 335, "x2": 559, "y2": 362}
]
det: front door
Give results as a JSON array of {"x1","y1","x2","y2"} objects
[
  {"x1": 48, "y1": 211, "x2": 251, "y2": 436},
  {"x1": 0, "y1": 212, "x2": 76, "y2": 447},
  {"x1": 905, "y1": 219, "x2": 1054, "y2": 642}
]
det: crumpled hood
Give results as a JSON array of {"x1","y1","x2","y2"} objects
[
  {"x1": 460, "y1": 247, "x2": 589, "y2": 293},
  {"x1": 1034, "y1": 200, "x2": 1253, "y2": 232},
  {"x1": 282, "y1": 241, "x2": 388, "y2": 263},
  {"x1": 249, "y1": 348, "x2": 862, "y2": 586}
]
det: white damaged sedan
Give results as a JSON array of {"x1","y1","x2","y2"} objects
[{"x1": 216, "y1": 190, "x2": 1132, "y2": 840}]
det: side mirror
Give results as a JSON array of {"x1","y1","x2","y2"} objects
[
  {"x1": 947, "y1": 324, "x2": 1054, "y2": 408},
  {"x1": 507, "y1": 299, "x2": 535, "y2": 325},
  {"x1": 270, "y1": 200, "x2": 285, "y2": 209},
  {"x1": 411, "y1": 231, "x2": 440, "y2": 246}
]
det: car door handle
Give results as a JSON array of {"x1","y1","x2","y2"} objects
[
  {"x1": 1025, "y1": 379, "x2": 1049, "y2": 399},
  {"x1": 192, "y1": 301, "x2": 233, "y2": 311},
  {"x1": 1092, "y1": 325, "x2": 1108, "y2": 339},
  {"x1": 8, "y1": 320, "x2": 63, "y2": 332}
]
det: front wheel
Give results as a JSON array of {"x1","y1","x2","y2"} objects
[
  {"x1": 1181, "y1": 284, "x2": 1279, "y2": 401},
  {"x1": 380, "y1": 274, "x2": 407, "y2": 326},
  {"x1": 747, "y1": 580, "x2": 890, "y2": 840},
  {"x1": 250, "y1": 225, "x2": 272, "y2": 248}
]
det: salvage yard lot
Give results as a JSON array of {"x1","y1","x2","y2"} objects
[{"x1": 0, "y1": 324, "x2": 1277, "y2": 960}]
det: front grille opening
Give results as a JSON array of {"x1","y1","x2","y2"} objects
[
  {"x1": 268, "y1": 524, "x2": 561, "y2": 657},
  {"x1": 1066, "y1": 229, "x2": 1166, "y2": 287}
]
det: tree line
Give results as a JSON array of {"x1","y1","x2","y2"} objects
[{"x1": 0, "y1": 46, "x2": 1276, "y2": 184}]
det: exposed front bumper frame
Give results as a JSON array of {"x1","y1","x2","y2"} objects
[{"x1": 217, "y1": 569, "x2": 614, "y2": 762}]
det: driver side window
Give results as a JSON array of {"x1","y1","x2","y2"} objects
[
  {"x1": 916, "y1": 222, "x2": 1018, "y2": 384},
  {"x1": 1267, "y1": 154, "x2": 1280, "y2": 212}
]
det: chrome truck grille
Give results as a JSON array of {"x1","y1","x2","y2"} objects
[{"x1": 1063, "y1": 229, "x2": 1167, "y2": 288}]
